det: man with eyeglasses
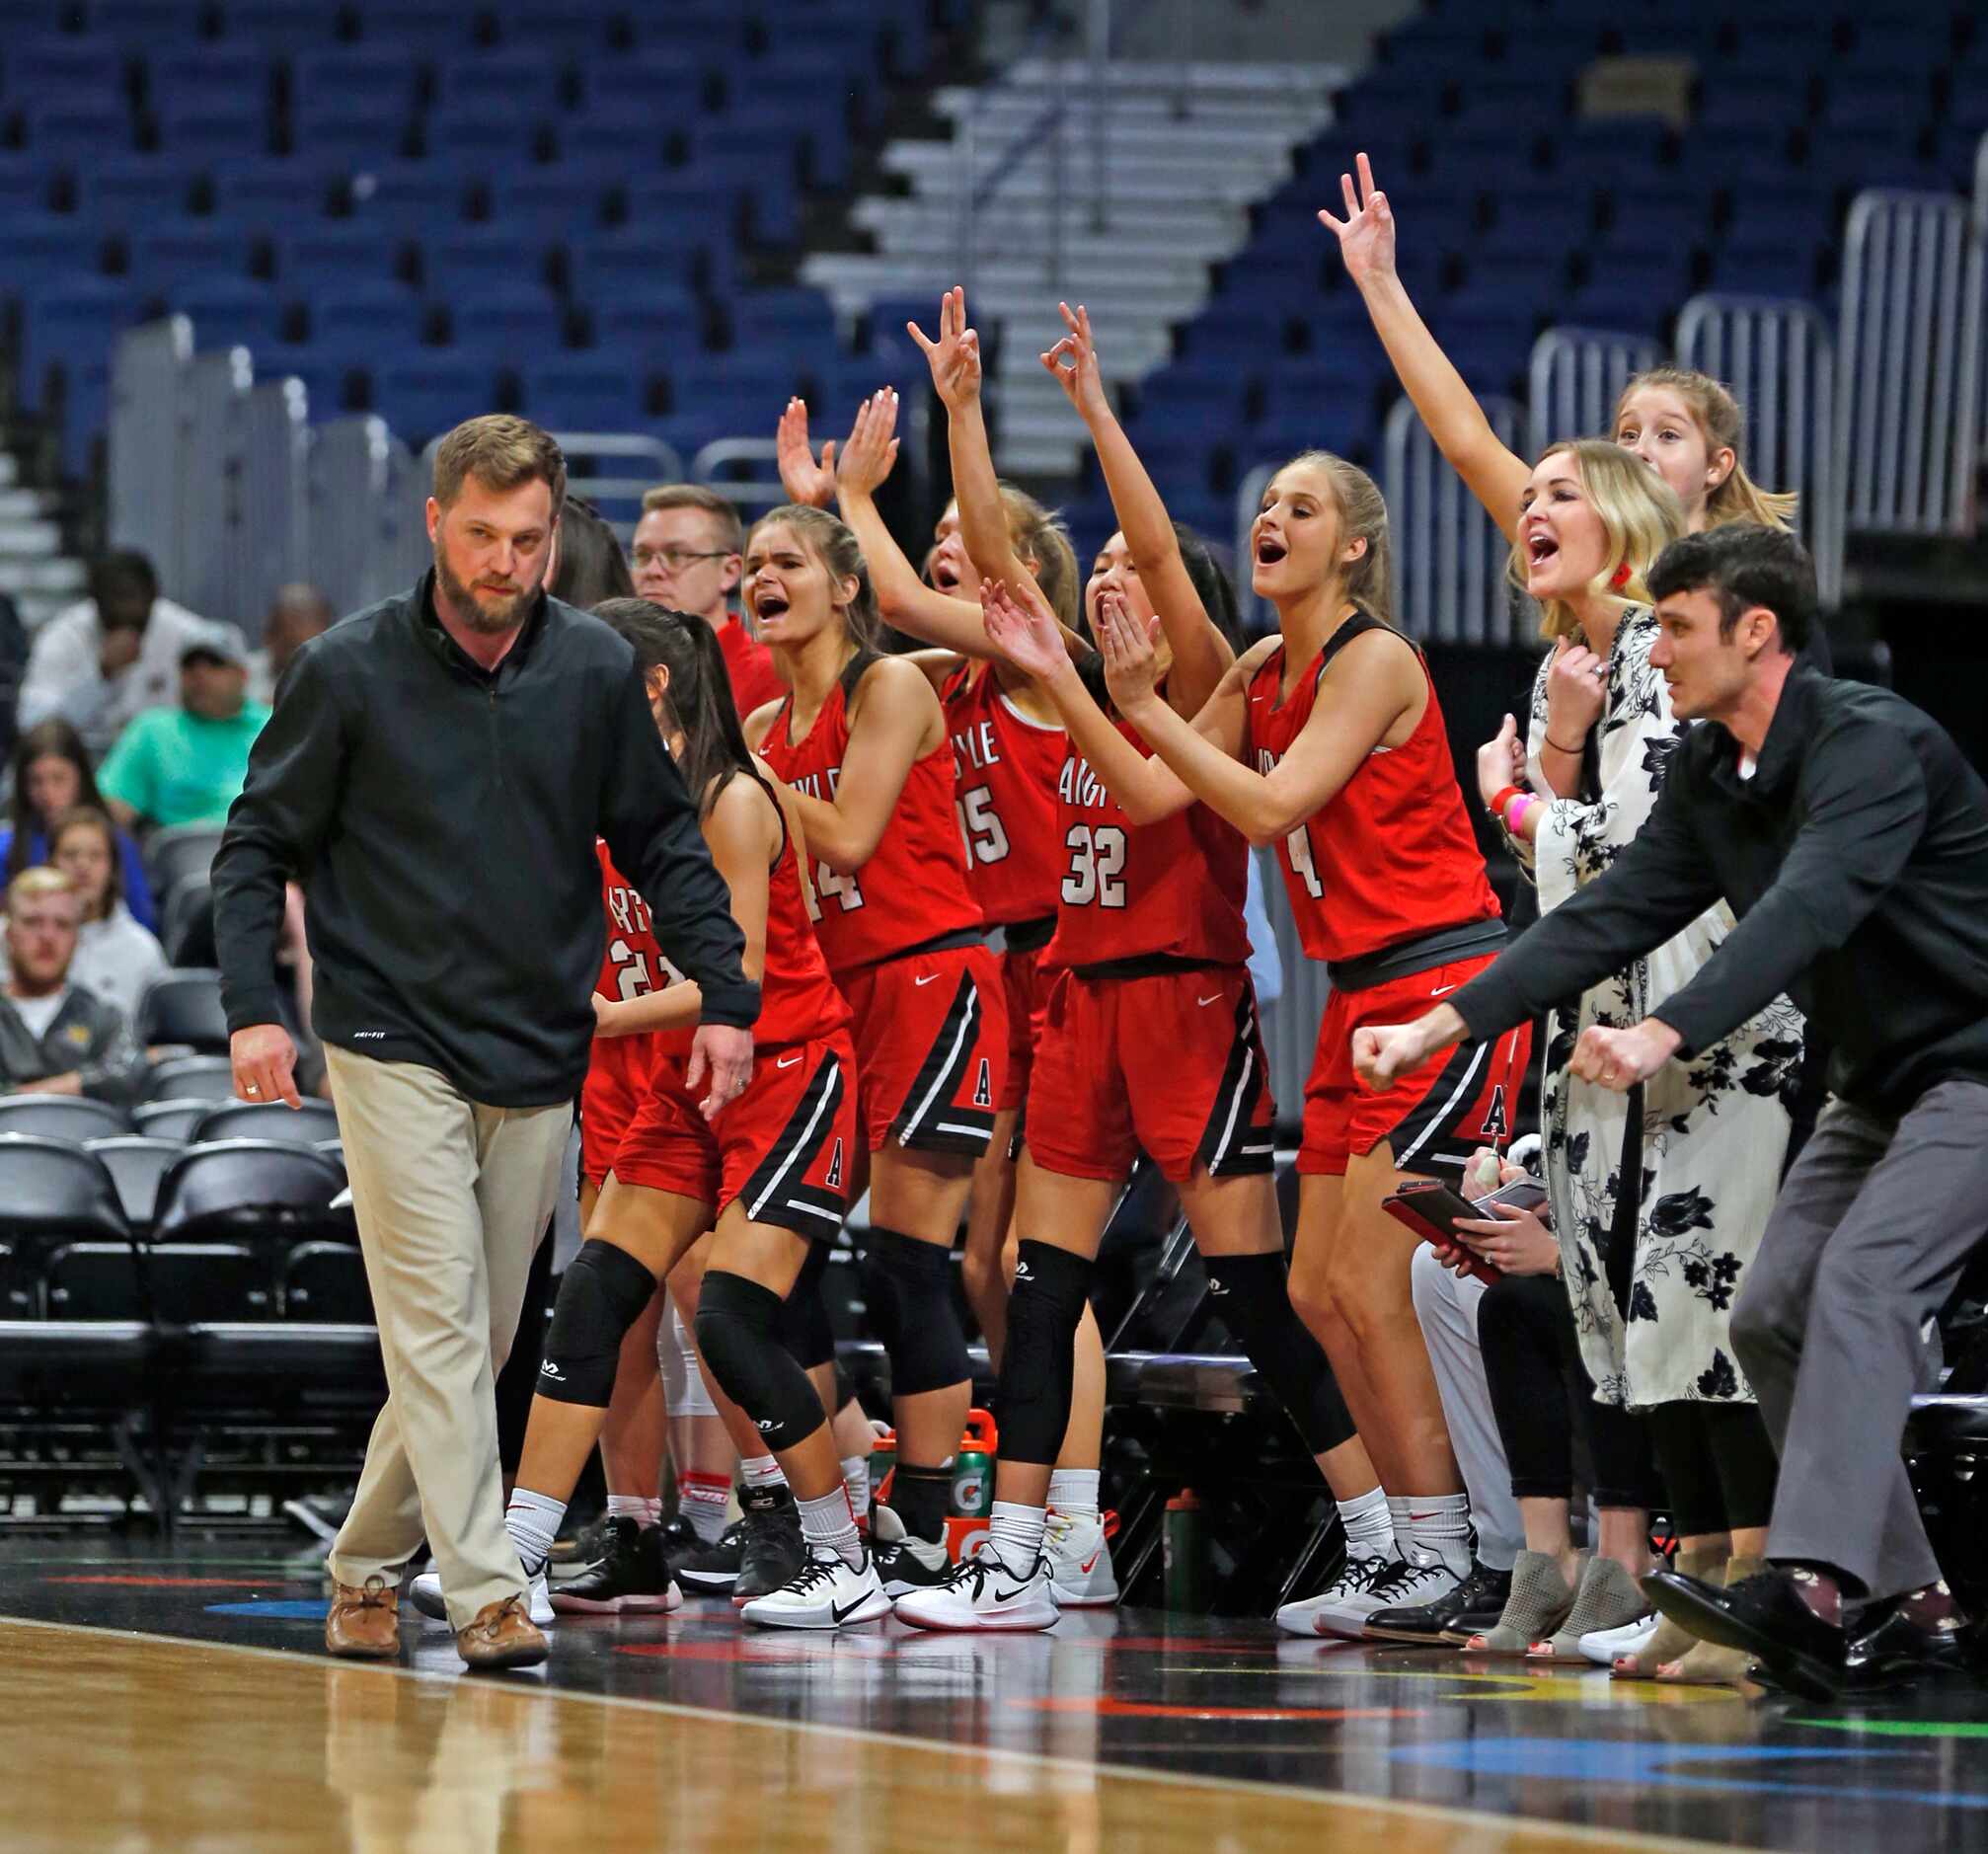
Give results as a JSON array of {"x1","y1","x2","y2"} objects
[{"x1": 631, "y1": 484, "x2": 783, "y2": 716}]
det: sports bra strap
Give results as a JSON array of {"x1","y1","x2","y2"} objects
[{"x1": 1312, "y1": 607, "x2": 1413, "y2": 690}]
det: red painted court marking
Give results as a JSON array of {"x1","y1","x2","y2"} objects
[
  {"x1": 1017, "y1": 1698, "x2": 1427, "y2": 1721},
  {"x1": 45, "y1": 1576, "x2": 294, "y2": 1588}
]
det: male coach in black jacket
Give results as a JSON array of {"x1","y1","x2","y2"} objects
[
  {"x1": 213, "y1": 416, "x2": 757, "y2": 1670},
  {"x1": 1352, "y1": 524, "x2": 1988, "y2": 1699}
]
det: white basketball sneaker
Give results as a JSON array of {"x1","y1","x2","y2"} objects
[
  {"x1": 894, "y1": 1551, "x2": 1059, "y2": 1632},
  {"x1": 1274, "y1": 1551, "x2": 1396, "y2": 1639},
  {"x1": 1043, "y1": 1509, "x2": 1120, "y2": 1608},
  {"x1": 740, "y1": 1550, "x2": 894, "y2": 1631},
  {"x1": 410, "y1": 1566, "x2": 555, "y2": 1629}
]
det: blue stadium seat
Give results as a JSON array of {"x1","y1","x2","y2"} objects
[
  {"x1": 307, "y1": 278, "x2": 425, "y2": 348},
  {"x1": 591, "y1": 293, "x2": 706, "y2": 364},
  {"x1": 249, "y1": 341, "x2": 362, "y2": 415},
  {"x1": 291, "y1": 101, "x2": 413, "y2": 166},
  {"x1": 208, "y1": 156, "x2": 342, "y2": 229},
  {"x1": 274, "y1": 225, "x2": 408, "y2": 289},
  {"x1": 94, "y1": 1, "x2": 210, "y2": 38},
  {"x1": 0, "y1": 152, "x2": 55, "y2": 216},
  {"x1": 489, "y1": 169, "x2": 614, "y2": 239},
  {"x1": 128, "y1": 224, "x2": 257, "y2": 293},
  {"x1": 8, "y1": 32, "x2": 126, "y2": 93},
  {"x1": 347, "y1": 0, "x2": 473, "y2": 51},
  {"x1": 432, "y1": 49, "x2": 568, "y2": 116},
  {"x1": 425, "y1": 228, "x2": 548, "y2": 295},
  {"x1": 558, "y1": 108, "x2": 674, "y2": 171},
  {"x1": 16, "y1": 96, "x2": 136, "y2": 159},
  {"x1": 489, "y1": 3, "x2": 622, "y2": 55},
  {"x1": 370, "y1": 352, "x2": 510, "y2": 445},
  {"x1": 149, "y1": 43, "x2": 271, "y2": 112},
  {"x1": 577, "y1": 50, "x2": 714, "y2": 116},
  {"x1": 568, "y1": 234, "x2": 700, "y2": 310},
  {"x1": 289, "y1": 47, "x2": 425, "y2": 117},
  {"x1": 0, "y1": 208, "x2": 107, "y2": 277},
  {"x1": 447, "y1": 283, "x2": 569, "y2": 351},
  {"x1": 1563, "y1": 279, "x2": 1674, "y2": 340},
  {"x1": 74, "y1": 154, "x2": 197, "y2": 232},
  {"x1": 218, "y1": 0, "x2": 344, "y2": 47},
  {"x1": 346, "y1": 163, "x2": 476, "y2": 235},
  {"x1": 520, "y1": 358, "x2": 648, "y2": 430},
  {"x1": 154, "y1": 99, "x2": 268, "y2": 161},
  {"x1": 170, "y1": 273, "x2": 286, "y2": 350}
]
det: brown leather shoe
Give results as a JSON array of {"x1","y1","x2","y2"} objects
[
  {"x1": 455, "y1": 1594, "x2": 548, "y2": 1671},
  {"x1": 325, "y1": 1576, "x2": 401, "y2": 1660}
]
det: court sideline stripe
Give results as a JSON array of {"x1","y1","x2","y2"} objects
[{"x1": 0, "y1": 1612, "x2": 1735, "y2": 1854}]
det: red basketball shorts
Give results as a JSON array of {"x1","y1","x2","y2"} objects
[
  {"x1": 579, "y1": 1030, "x2": 658, "y2": 1191},
  {"x1": 1025, "y1": 965, "x2": 1276, "y2": 1186},
  {"x1": 1302, "y1": 952, "x2": 1532, "y2": 1178},
  {"x1": 836, "y1": 942, "x2": 1008, "y2": 1155},
  {"x1": 998, "y1": 939, "x2": 1057, "y2": 1115},
  {"x1": 608, "y1": 1032, "x2": 858, "y2": 1240}
]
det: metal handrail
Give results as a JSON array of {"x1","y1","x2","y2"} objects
[{"x1": 1526, "y1": 326, "x2": 1662, "y2": 456}]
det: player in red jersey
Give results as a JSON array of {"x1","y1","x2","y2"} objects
[
  {"x1": 894, "y1": 292, "x2": 1379, "y2": 1632},
  {"x1": 491, "y1": 599, "x2": 891, "y2": 1634},
  {"x1": 772, "y1": 392, "x2": 1121, "y2": 1599},
  {"x1": 740, "y1": 500, "x2": 1009, "y2": 1599},
  {"x1": 978, "y1": 305, "x2": 1530, "y2": 1636}
]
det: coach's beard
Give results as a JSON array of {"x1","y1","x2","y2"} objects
[{"x1": 434, "y1": 548, "x2": 541, "y2": 635}]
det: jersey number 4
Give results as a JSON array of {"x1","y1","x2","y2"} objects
[
  {"x1": 1283, "y1": 824, "x2": 1324, "y2": 899},
  {"x1": 803, "y1": 859, "x2": 864, "y2": 923},
  {"x1": 956, "y1": 786, "x2": 1011, "y2": 867},
  {"x1": 1061, "y1": 823, "x2": 1127, "y2": 908}
]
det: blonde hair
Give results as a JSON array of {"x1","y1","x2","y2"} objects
[
  {"x1": 995, "y1": 484, "x2": 1081, "y2": 632},
  {"x1": 746, "y1": 504, "x2": 882, "y2": 652},
  {"x1": 1511, "y1": 438, "x2": 1688, "y2": 642},
  {"x1": 6, "y1": 866, "x2": 76, "y2": 914},
  {"x1": 1273, "y1": 450, "x2": 1395, "y2": 625},
  {"x1": 1612, "y1": 366, "x2": 1798, "y2": 532},
  {"x1": 431, "y1": 415, "x2": 567, "y2": 520}
]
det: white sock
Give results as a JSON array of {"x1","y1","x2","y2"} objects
[
  {"x1": 1336, "y1": 1486, "x2": 1394, "y2": 1562},
  {"x1": 740, "y1": 1455, "x2": 787, "y2": 1493},
  {"x1": 606, "y1": 1494, "x2": 650, "y2": 1526},
  {"x1": 504, "y1": 1488, "x2": 566, "y2": 1577},
  {"x1": 678, "y1": 1471, "x2": 730, "y2": 1543},
  {"x1": 1046, "y1": 1467, "x2": 1101, "y2": 1522},
  {"x1": 799, "y1": 1486, "x2": 865, "y2": 1571},
  {"x1": 987, "y1": 1500, "x2": 1045, "y2": 1576},
  {"x1": 841, "y1": 1455, "x2": 871, "y2": 1525},
  {"x1": 1405, "y1": 1492, "x2": 1473, "y2": 1575}
]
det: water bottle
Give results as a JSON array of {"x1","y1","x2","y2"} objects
[
  {"x1": 951, "y1": 1408, "x2": 997, "y2": 1517},
  {"x1": 1163, "y1": 1488, "x2": 1209, "y2": 1612}
]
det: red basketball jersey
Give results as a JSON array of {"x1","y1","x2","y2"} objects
[
  {"x1": 594, "y1": 839, "x2": 685, "y2": 1062},
  {"x1": 1247, "y1": 627, "x2": 1500, "y2": 964},
  {"x1": 942, "y1": 660, "x2": 1064, "y2": 929},
  {"x1": 757, "y1": 666, "x2": 983, "y2": 977},
  {"x1": 1045, "y1": 700, "x2": 1253, "y2": 972},
  {"x1": 755, "y1": 804, "x2": 853, "y2": 1049}
]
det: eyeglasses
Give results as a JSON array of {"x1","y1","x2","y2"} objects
[{"x1": 633, "y1": 546, "x2": 730, "y2": 573}]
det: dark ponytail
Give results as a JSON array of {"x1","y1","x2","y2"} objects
[{"x1": 592, "y1": 596, "x2": 780, "y2": 820}]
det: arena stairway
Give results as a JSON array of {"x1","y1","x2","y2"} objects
[
  {"x1": 0, "y1": 447, "x2": 83, "y2": 633},
  {"x1": 801, "y1": 59, "x2": 1344, "y2": 478}
]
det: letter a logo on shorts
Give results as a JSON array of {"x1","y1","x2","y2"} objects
[
  {"x1": 971, "y1": 1058, "x2": 993, "y2": 1110},
  {"x1": 1482, "y1": 1084, "x2": 1509, "y2": 1143},
  {"x1": 824, "y1": 1137, "x2": 845, "y2": 1192}
]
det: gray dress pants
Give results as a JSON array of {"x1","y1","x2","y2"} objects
[{"x1": 1730, "y1": 1079, "x2": 1988, "y2": 1601}]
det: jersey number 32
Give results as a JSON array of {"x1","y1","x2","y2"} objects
[{"x1": 1061, "y1": 823, "x2": 1127, "y2": 908}]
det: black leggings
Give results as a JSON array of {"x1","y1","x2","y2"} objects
[
  {"x1": 1478, "y1": 1271, "x2": 1661, "y2": 1510},
  {"x1": 1643, "y1": 1400, "x2": 1780, "y2": 1536}
]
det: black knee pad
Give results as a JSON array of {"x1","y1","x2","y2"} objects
[
  {"x1": 859, "y1": 1227, "x2": 968, "y2": 1397},
  {"x1": 537, "y1": 1239, "x2": 657, "y2": 1408},
  {"x1": 997, "y1": 1240, "x2": 1094, "y2": 1465},
  {"x1": 1202, "y1": 1251, "x2": 1357, "y2": 1456},
  {"x1": 780, "y1": 1239, "x2": 835, "y2": 1372},
  {"x1": 695, "y1": 1270, "x2": 825, "y2": 1451}
]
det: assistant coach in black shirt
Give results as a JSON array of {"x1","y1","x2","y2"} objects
[
  {"x1": 1352, "y1": 525, "x2": 1988, "y2": 1698},
  {"x1": 213, "y1": 416, "x2": 757, "y2": 1670}
]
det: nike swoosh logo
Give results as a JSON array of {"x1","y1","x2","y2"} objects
[
  {"x1": 1196, "y1": 993, "x2": 1222, "y2": 1007},
  {"x1": 831, "y1": 1593, "x2": 872, "y2": 1623},
  {"x1": 1078, "y1": 1551, "x2": 1102, "y2": 1574},
  {"x1": 777, "y1": 1052, "x2": 803, "y2": 1068},
  {"x1": 914, "y1": 973, "x2": 941, "y2": 986},
  {"x1": 994, "y1": 1584, "x2": 1034, "y2": 1604},
  {"x1": 1430, "y1": 983, "x2": 1459, "y2": 997}
]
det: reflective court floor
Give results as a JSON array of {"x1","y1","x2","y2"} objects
[{"x1": 4, "y1": 1541, "x2": 1987, "y2": 1851}]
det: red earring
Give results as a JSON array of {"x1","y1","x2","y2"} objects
[{"x1": 1610, "y1": 561, "x2": 1633, "y2": 591}]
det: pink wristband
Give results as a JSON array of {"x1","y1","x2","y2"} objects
[{"x1": 1506, "y1": 795, "x2": 1536, "y2": 835}]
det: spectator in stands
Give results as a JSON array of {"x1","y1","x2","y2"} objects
[
  {"x1": 548, "y1": 498, "x2": 636, "y2": 607},
  {"x1": 0, "y1": 720, "x2": 155, "y2": 931},
  {"x1": 18, "y1": 550, "x2": 240, "y2": 758},
  {"x1": 98, "y1": 629, "x2": 271, "y2": 832},
  {"x1": 49, "y1": 806, "x2": 167, "y2": 1024},
  {"x1": 248, "y1": 583, "x2": 336, "y2": 708},
  {"x1": 0, "y1": 867, "x2": 146, "y2": 1104},
  {"x1": 631, "y1": 485, "x2": 784, "y2": 713}
]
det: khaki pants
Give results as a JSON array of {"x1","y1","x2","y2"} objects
[{"x1": 324, "y1": 1045, "x2": 573, "y2": 1629}]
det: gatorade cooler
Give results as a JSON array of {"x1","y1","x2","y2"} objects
[{"x1": 944, "y1": 1409, "x2": 998, "y2": 1564}]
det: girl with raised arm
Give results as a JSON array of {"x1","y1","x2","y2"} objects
[
  {"x1": 776, "y1": 390, "x2": 1121, "y2": 1605},
  {"x1": 738, "y1": 502, "x2": 1011, "y2": 1605},
  {"x1": 892, "y1": 293, "x2": 1379, "y2": 1635}
]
